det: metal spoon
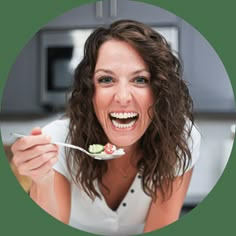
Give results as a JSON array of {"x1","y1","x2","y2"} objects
[{"x1": 10, "y1": 132, "x2": 125, "y2": 160}]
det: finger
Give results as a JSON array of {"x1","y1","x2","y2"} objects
[
  {"x1": 13, "y1": 143, "x2": 58, "y2": 166},
  {"x1": 11, "y1": 134, "x2": 51, "y2": 152},
  {"x1": 30, "y1": 127, "x2": 42, "y2": 136},
  {"x1": 18, "y1": 152, "x2": 58, "y2": 176},
  {"x1": 11, "y1": 127, "x2": 42, "y2": 153},
  {"x1": 27, "y1": 156, "x2": 58, "y2": 179}
]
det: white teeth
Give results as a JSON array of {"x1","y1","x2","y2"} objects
[
  {"x1": 110, "y1": 112, "x2": 138, "y2": 119},
  {"x1": 112, "y1": 120, "x2": 136, "y2": 129},
  {"x1": 110, "y1": 112, "x2": 138, "y2": 129}
]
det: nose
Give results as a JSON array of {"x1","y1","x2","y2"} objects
[{"x1": 114, "y1": 83, "x2": 132, "y2": 106}]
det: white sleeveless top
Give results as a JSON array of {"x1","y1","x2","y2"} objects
[{"x1": 42, "y1": 119, "x2": 201, "y2": 235}]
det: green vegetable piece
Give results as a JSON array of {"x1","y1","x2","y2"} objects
[{"x1": 88, "y1": 144, "x2": 104, "y2": 154}]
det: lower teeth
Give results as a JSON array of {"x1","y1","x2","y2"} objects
[{"x1": 112, "y1": 120, "x2": 136, "y2": 129}]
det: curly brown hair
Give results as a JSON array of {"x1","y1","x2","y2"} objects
[{"x1": 66, "y1": 19, "x2": 194, "y2": 200}]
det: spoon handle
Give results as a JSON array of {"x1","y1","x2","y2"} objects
[
  {"x1": 10, "y1": 132, "x2": 102, "y2": 160},
  {"x1": 10, "y1": 132, "x2": 26, "y2": 139},
  {"x1": 52, "y1": 141, "x2": 91, "y2": 155}
]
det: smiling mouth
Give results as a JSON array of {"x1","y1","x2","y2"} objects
[{"x1": 109, "y1": 112, "x2": 138, "y2": 129}]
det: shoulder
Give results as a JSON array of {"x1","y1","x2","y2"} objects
[
  {"x1": 186, "y1": 119, "x2": 201, "y2": 169},
  {"x1": 43, "y1": 118, "x2": 72, "y2": 180},
  {"x1": 42, "y1": 118, "x2": 70, "y2": 143},
  {"x1": 186, "y1": 119, "x2": 201, "y2": 154},
  {"x1": 175, "y1": 119, "x2": 201, "y2": 176}
]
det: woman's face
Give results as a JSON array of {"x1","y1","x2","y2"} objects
[{"x1": 93, "y1": 39, "x2": 154, "y2": 148}]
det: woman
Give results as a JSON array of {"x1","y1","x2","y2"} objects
[{"x1": 11, "y1": 20, "x2": 201, "y2": 235}]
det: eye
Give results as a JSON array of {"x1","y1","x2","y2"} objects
[
  {"x1": 98, "y1": 76, "x2": 113, "y2": 84},
  {"x1": 133, "y1": 76, "x2": 150, "y2": 85}
]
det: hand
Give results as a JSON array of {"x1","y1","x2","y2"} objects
[{"x1": 11, "y1": 127, "x2": 59, "y2": 184}]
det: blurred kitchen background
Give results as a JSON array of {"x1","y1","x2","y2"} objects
[{"x1": 0, "y1": 0, "x2": 235, "y2": 216}]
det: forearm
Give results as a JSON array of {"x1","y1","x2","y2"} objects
[
  {"x1": 144, "y1": 169, "x2": 193, "y2": 233},
  {"x1": 30, "y1": 174, "x2": 59, "y2": 220},
  {"x1": 144, "y1": 208, "x2": 180, "y2": 232}
]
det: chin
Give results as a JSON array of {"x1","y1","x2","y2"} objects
[{"x1": 108, "y1": 135, "x2": 139, "y2": 149}]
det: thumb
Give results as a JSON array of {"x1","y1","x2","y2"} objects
[{"x1": 30, "y1": 127, "x2": 42, "y2": 136}]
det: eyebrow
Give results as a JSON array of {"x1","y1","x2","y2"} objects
[
  {"x1": 94, "y1": 69, "x2": 115, "y2": 75},
  {"x1": 94, "y1": 68, "x2": 150, "y2": 75}
]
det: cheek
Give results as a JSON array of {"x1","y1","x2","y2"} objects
[
  {"x1": 93, "y1": 95, "x2": 102, "y2": 120},
  {"x1": 93, "y1": 89, "x2": 112, "y2": 118},
  {"x1": 146, "y1": 88, "x2": 154, "y2": 106},
  {"x1": 138, "y1": 89, "x2": 154, "y2": 111},
  {"x1": 139, "y1": 90, "x2": 154, "y2": 122}
]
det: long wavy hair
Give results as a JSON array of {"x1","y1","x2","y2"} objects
[{"x1": 66, "y1": 19, "x2": 194, "y2": 200}]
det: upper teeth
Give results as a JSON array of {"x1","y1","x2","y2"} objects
[{"x1": 110, "y1": 112, "x2": 138, "y2": 119}]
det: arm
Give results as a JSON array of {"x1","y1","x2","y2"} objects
[
  {"x1": 30, "y1": 170, "x2": 71, "y2": 224},
  {"x1": 144, "y1": 168, "x2": 193, "y2": 233}
]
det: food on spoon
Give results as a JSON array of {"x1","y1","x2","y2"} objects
[
  {"x1": 104, "y1": 143, "x2": 117, "y2": 154},
  {"x1": 88, "y1": 143, "x2": 125, "y2": 157},
  {"x1": 88, "y1": 143, "x2": 117, "y2": 155},
  {"x1": 88, "y1": 144, "x2": 104, "y2": 154}
]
